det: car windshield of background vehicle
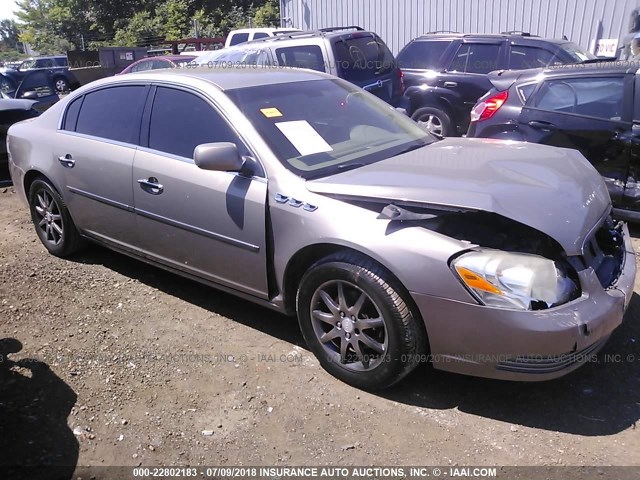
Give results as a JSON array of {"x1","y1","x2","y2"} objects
[
  {"x1": 561, "y1": 42, "x2": 597, "y2": 62},
  {"x1": 227, "y1": 79, "x2": 433, "y2": 179},
  {"x1": 398, "y1": 41, "x2": 449, "y2": 70},
  {"x1": 334, "y1": 35, "x2": 396, "y2": 81}
]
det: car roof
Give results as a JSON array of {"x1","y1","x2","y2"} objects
[
  {"x1": 95, "y1": 66, "x2": 332, "y2": 91},
  {"x1": 507, "y1": 61, "x2": 640, "y2": 81},
  {"x1": 243, "y1": 26, "x2": 376, "y2": 45},
  {"x1": 413, "y1": 33, "x2": 571, "y2": 44},
  {"x1": 230, "y1": 27, "x2": 302, "y2": 34}
]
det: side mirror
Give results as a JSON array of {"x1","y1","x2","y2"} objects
[
  {"x1": 194, "y1": 142, "x2": 244, "y2": 172},
  {"x1": 633, "y1": 123, "x2": 640, "y2": 138},
  {"x1": 20, "y1": 91, "x2": 38, "y2": 99}
]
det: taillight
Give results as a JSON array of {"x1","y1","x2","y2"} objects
[
  {"x1": 397, "y1": 69, "x2": 405, "y2": 96},
  {"x1": 470, "y1": 90, "x2": 509, "y2": 122}
]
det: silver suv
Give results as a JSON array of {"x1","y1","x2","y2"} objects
[{"x1": 197, "y1": 26, "x2": 405, "y2": 107}]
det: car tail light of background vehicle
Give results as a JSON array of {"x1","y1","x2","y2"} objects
[
  {"x1": 397, "y1": 69, "x2": 405, "y2": 96},
  {"x1": 470, "y1": 90, "x2": 509, "y2": 122}
]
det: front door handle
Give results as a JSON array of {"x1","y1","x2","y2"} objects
[
  {"x1": 137, "y1": 177, "x2": 164, "y2": 195},
  {"x1": 443, "y1": 81, "x2": 458, "y2": 88},
  {"x1": 528, "y1": 120, "x2": 557, "y2": 131},
  {"x1": 58, "y1": 154, "x2": 75, "y2": 168}
]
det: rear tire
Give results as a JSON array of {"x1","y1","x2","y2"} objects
[
  {"x1": 411, "y1": 106, "x2": 454, "y2": 137},
  {"x1": 297, "y1": 252, "x2": 426, "y2": 390},
  {"x1": 28, "y1": 178, "x2": 84, "y2": 257}
]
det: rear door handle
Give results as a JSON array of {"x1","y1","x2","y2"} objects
[
  {"x1": 443, "y1": 81, "x2": 458, "y2": 88},
  {"x1": 137, "y1": 177, "x2": 164, "y2": 195},
  {"x1": 58, "y1": 154, "x2": 75, "y2": 168},
  {"x1": 528, "y1": 120, "x2": 557, "y2": 131}
]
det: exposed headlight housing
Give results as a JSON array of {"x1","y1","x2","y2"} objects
[{"x1": 451, "y1": 250, "x2": 579, "y2": 310}]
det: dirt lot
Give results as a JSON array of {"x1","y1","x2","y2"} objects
[{"x1": 1, "y1": 186, "x2": 640, "y2": 473}]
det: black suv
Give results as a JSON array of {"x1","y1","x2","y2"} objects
[
  {"x1": 466, "y1": 62, "x2": 640, "y2": 220},
  {"x1": 1, "y1": 55, "x2": 78, "y2": 93},
  {"x1": 397, "y1": 32, "x2": 595, "y2": 136},
  {"x1": 199, "y1": 27, "x2": 404, "y2": 107}
]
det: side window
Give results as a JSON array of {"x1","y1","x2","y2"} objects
[
  {"x1": 151, "y1": 60, "x2": 171, "y2": 70},
  {"x1": 531, "y1": 77, "x2": 625, "y2": 120},
  {"x1": 449, "y1": 44, "x2": 501, "y2": 74},
  {"x1": 229, "y1": 33, "x2": 250, "y2": 46},
  {"x1": 54, "y1": 57, "x2": 68, "y2": 67},
  {"x1": 397, "y1": 41, "x2": 449, "y2": 70},
  {"x1": 62, "y1": 96, "x2": 83, "y2": 131},
  {"x1": 509, "y1": 46, "x2": 559, "y2": 69},
  {"x1": 253, "y1": 32, "x2": 269, "y2": 40},
  {"x1": 517, "y1": 83, "x2": 537, "y2": 103},
  {"x1": 148, "y1": 87, "x2": 239, "y2": 159},
  {"x1": 275, "y1": 45, "x2": 325, "y2": 72},
  {"x1": 37, "y1": 59, "x2": 55, "y2": 68},
  {"x1": 75, "y1": 86, "x2": 147, "y2": 143}
]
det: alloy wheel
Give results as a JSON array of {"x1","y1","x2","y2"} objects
[
  {"x1": 34, "y1": 189, "x2": 64, "y2": 246},
  {"x1": 418, "y1": 114, "x2": 443, "y2": 135},
  {"x1": 310, "y1": 280, "x2": 388, "y2": 372}
]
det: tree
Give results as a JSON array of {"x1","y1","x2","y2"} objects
[
  {"x1": 0, "y1": 19, "x2": 21, "y2": 50},
  {"x1": 253, "y1": 0, "x2": 279, "y2": 28}
]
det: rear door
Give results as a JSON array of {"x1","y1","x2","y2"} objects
[
  {"x1": 518, "y1": 74, "x2": 632, "y2": 205},
  {"x1": 331, "y1": 33, "x2": 399, "y2": 104},
  {"x1": 440, "y1": 40, "x2": 506, "y2": 129},
  {"x1": 55, "y1": 85, "x2": 148, "y2": 246},
  {"x1": 132, "y1": 85, "x2": 269, "y2": 297}
]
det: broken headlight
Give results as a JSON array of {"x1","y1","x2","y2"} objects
[{"x1": 451, "y1": 250, "x2": 579, "y2": 310}]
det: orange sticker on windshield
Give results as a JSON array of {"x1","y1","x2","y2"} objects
[{"x1": 260, "y1": 107, "x2": 283, "y2": 118}]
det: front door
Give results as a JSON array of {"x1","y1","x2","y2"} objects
[
  {"x1": 133, "y1": 86, "x2": 269, "y2": 297},
  {"x1": 518, "y1": 75, "x2": 632, "y2": 205}
]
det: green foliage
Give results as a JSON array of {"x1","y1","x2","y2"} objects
[{"x1": 13, "y1": 0, "x2": 281, "y2": 53}]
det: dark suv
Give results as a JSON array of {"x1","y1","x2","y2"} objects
[
  {"x1": 397, "y1": 32, "x2": 595, "y2": 136},
  {"x1": 1, "y1": 55, "x2": 78, "y2": 93},
  {"x1": 197, "y1": 26, "x2": 404, "y2": 107},
  {"x1": 466, "y1": 62, "x2": 640, "y2": 220}
]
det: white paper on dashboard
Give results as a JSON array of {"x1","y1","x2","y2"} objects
[{"x1": 275, "y1": 120, "x2": 333, "y2": 156}]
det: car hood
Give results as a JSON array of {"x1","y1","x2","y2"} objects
[{"x1": 306, "y1": 138, "x2": 611, "y2": 256}]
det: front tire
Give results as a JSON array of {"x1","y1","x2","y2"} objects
[
  {"x1": 28, "y1": 178, "x2": 84, "y2": 257},
  {"x1": 53, "y1": 76, "x2": 70, "y2": 93},
  {"x1": 297, "y1": 252, "x2": 426, "y2": 390}
]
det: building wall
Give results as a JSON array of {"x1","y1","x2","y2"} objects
[{"x1": 280, "y1": 0, "x2": 639, "y2": 54}]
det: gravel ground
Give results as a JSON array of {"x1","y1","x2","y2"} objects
[{"x1": 1, "y1": 187, "x2": 640, "y2": 474}]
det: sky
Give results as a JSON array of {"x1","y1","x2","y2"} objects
[{"x1": 0, "y1": 0, "x2": 18, "y2": 21}]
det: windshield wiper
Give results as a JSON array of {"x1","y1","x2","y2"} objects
[
  {"x1": 334, "y1": 162, "x2": 366, "y2": 173},
  {"x1": 394, "y1": 142, "x2": 429, "y2": 157}
]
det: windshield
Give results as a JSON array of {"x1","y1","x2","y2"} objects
[
  {"x1": 561, "y1": 42, "x2": 597, "y2": 62},
  {"x1": 226, "y1": 79, "x2": 434, "y2": 179}
]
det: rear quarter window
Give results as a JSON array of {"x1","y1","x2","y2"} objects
[
  {"x1": 334, "y1": 34, "x2": 396, "y2": 82},
  {"x1": 398, "y1": 41, "x2": 449, "y2": 70},
  {"x1": 75, "y1": 86, "x2": 147, "y2": 144}
]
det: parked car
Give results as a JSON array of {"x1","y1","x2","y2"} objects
[
  {"x1": 8, "y1": 67, "x2": 635, "y2": 390},
  {"x1": 0, "y1": 98, "x2": 39, "y2": 183},
  {"x1": 118, "y1": 55, "x2": 197, "y2": 75},
  {"x1": 0, "y1": 70, "x2": 60, "y2": 112},
  {"x1": 225, "y1": 27, "x2": 303, "y2": 47},
  {"x1": 466, "y1": 62, "x2": 640, "y2": 221},
  {"x1": 397, "y1": 32, "x2": 596, "y2": 136},
  {"x1": 1, "y1": 55, "x2": 78, "y2": 93},
  {"x1": 200, "y1": 26, "x2": 405, "y2": 107}
]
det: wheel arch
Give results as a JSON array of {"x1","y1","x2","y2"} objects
[{"x1": 282, "y1": 243, "x2": 429, "y2": 351}]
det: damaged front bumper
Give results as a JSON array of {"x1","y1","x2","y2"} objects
[{"x1": 410, "y1": 223, "x2": 636, "y2": 381}]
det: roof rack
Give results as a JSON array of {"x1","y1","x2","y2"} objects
[
  {"x1": 501, "y1": 31, "x2": 538, "y2": 37},
  {"x1": 425, "y1": 30, "x2": 460, "y2": 34},
  {"x1": 319, "y1": 26, "x2": 365, "y2": 33}
]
